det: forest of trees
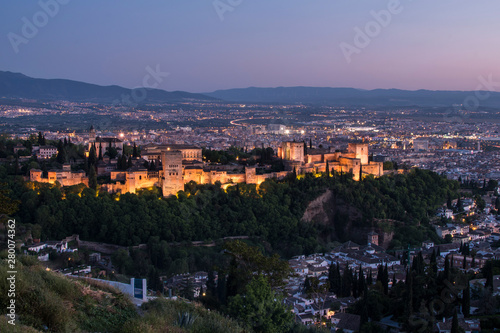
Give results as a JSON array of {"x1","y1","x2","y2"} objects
[{"x1": 2, "y1": 167, "x2": 459, "y2": 257}]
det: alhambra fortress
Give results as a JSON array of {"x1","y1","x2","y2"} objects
[{"x1": 30, "y1": 128, "x2": 383, "y2": 197}]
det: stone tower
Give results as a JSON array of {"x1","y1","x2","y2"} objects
[
  {"x1": 367, "y1": 231, "x2": 379, "y2": 246},
  {"x1": 348, "y1": 143, "x2": 368, "y2": 165},
  {"x1": 89, "y1": 125, "x2": 96, "y2": 142},
  {"x1": 281, "y1": 141, "x2": 305, "y2": 162},
  {"x1": 245, "y1": 166, "x2": 257, "y2": 184},
  {"x1": 161, "y1": 150, "x2": 183, "y2": 197}
]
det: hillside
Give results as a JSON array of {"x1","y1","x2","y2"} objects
[
  {"x1": 0, "y1": 71, "x2": 215, "y2": 104},
  {"x1": 300, "y1": 169, "x2": 459, "y2": 248},
  {"x1": 0, "y1": 256, "x2": 245, "y2": 333}
]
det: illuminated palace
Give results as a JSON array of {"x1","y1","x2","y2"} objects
[
  {"x1": 278, "y1": 141, "x2": 383, "y2": 182},
  {"x1": 29, "y1": 140, "x2": 383, "y2": 197},
  {"x1": 101, "y1": 144, "x2": 290, "y2": 197}
]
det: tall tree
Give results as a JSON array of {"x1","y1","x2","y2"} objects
[
  {"x1": 367, "y1": 268, "x2": 373, "y2": 286},
  {"x1": 88, "y1": 166, "x2": 97, "y2": 190},
  {"x1": 88, "y1": 143, "x2": 97, "y2": 167},
  {"x1": 430, "y1": 249, "x2": 438, "y2": 276},
  {"x1": 37, "y1": 132, "x2": 46, "y2": 145},
  {"x1": 462, "y1": 282, "x2": 470, "y2": 318},
  {"x1": 98, "y1": 142, "x2": 103, "y2": 160},
  {"x1": 223, "y1": 240, "x2": 291, "y2": 293},
  {"x1": 382, "y1": 264, "x2": 389, "y2": 295},
  {"x1": 227, "y1": 274, "x2": 293, "y2": 333},
  {"x1": 358, "y1": 266, "x2": 366, "y2": 297},
  {"x1": 342, "y1": 263, "x2": 353, "y2": 297},
  {"x1": 133, "y1": 142, "x2": 139, "y2": 157},
  {"x1": 216, "y1": 271, "x2": 227, "y2": 305},
  {"x1": 444, "y1": 256, "x2": 451, "y2": 281},
  {"x1": 57, "y1": 140, "x2": 66, "y2": 163},
  {"x1": 451, "y1": 310, "x2": 460, "y2": 333}
]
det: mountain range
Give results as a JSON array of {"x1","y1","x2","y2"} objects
[
  {"x1": 206, "y1": 86, "x2": 500, "y2": 107},
  {"x1": 0, "y1": 71, "x2": 214, "y2": 104},
  {"x1": 2, "y1": 70, "x2": 500, "y2": 108}
]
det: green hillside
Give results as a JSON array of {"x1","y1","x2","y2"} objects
[{"x1": 0, "y1": 255, "x2": 245, "y2": 333}]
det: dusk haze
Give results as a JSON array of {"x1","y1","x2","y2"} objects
[
  {"x1": 1, "y1": 0, "x2": 500, "y2": 92},
  {"x1": 1, "y1": 1, "x2": 500, "y2": 332}
]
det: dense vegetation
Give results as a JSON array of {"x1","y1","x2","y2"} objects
[
  {"x1": 0, "y1": 255, "x2": 137, "y2": 332},
  {"x1": 345, "y1": 256, "x2": 500, "y2": 332},
  {"x1": 0, "y1": 255, "x2": 255, "y2": 333},
  {"x1": 3, "y1": 166, "x2": 458, "y2": 256}
]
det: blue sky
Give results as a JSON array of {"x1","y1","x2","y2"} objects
[{"x1": 1, "y1": 0, "x2": 500, "y2": 92}]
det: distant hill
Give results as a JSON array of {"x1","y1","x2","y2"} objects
[
  {"x1": 0, "y1": 71, "x2": 216, "y2": 104},
  {"x1": 206, "y1": 86, "x2": 500, "y2": 107}
]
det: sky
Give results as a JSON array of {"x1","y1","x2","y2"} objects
[{"x1": 1, "y1": 0, "x2": 500, "y2": 93}]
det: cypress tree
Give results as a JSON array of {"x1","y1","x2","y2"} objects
[
  {"x1": 206, "y1": 270, "x2": 217, "y2": 298},
  {"x1": 98, "y1": 142, "x2": 103, "y2": 160},
  {"x1": 352, "y1": 272, "x2": 358, "y2": 298},
  {"x1": 304, "y1": 276, "x2": 312, "y2": 294},
  {"x1": 342, "y1": 263, "x2": 352, "y2": 297},
  {"x1": 57, "y1": 140, "x2": 66, "y2": 163},
  {"x1": 444, "y1": 256, "x2": 450, "y2": 281},
  {"x1": 216, "y1": 271, "x2": 227, "y2": 304},
  {"x1": 377, "y1": 265, "x2": 383, "y2": 283},
  {"x1": 367, "y1": 268, "x2": 373, "y2": 286},
  {"x1": 133, "y1": 142, "x2": 139, "y2": 157},
  {"x1": 486, "y1": 265, "x2": 494, "y2": 290},
  {"x1": 358, "y1": 266, "x2": 366, "y2": 297},
  {"x1": 430, "y1": 249, "x2": 437, "y2": 275},
  {"x1": 329, "y1": 263, "x2": 341, "y2": 294},
  {"x1": 382, "y1": 264, "x2": 389, "y2": 295},
  {"x1": 462, "y1": 282, "x2": 470, "y2": 317},
  {"x1": 88, "y1": 166, "x2": 97, "y2": 190},
  {"x1": 407, "y1": 271, "x2": 414, "y2": 315},
  {"x1": 451, "y1": 310, "x2": 460, "y2": 333},
  {"x1": 88, "y1": 143, "x2": 97, "y2": 167}
]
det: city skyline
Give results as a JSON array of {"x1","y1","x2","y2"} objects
[{"x1": 1, "y1": 0, "x2": 500, "y2": 93}]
